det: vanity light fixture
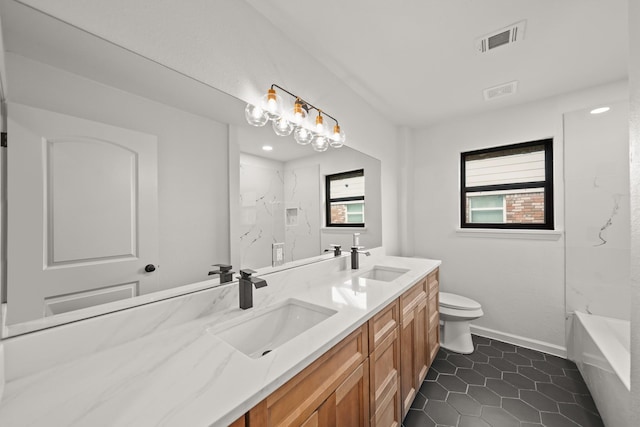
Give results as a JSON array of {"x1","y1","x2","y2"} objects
[{"x1": 245, "y1": 84, "x2": 346, "y2": 151}]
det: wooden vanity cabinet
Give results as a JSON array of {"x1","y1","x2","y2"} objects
[
  {"x1": 246, "y1": 267, "x2": 440, "y2": 427},
  {"x1": 248, "y1": 325, "x2": 369, "y2": 427},
  {"x1": 368, "y1": 300, "x2": 401, "y2": 427}
]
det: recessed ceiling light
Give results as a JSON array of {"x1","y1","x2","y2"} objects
[
  {"x1": 590, "y1": 107, "x2": 610, "y2": 115},
  {"x1": 262, "y1": 145, "x2": 273, "y2": 151}
]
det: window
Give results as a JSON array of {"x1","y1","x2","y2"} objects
[
  {"x1": 326, "y1": 169, "x2": 365, "y2": 227},
  {"x1": 461, "y1": 139, "x2": 554, "y2": 229}
]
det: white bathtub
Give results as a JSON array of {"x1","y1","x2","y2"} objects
[{"x1": 570, "y1": 311, "x2": 630, "y2": 427}]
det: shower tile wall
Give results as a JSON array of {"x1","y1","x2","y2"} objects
[
  {"x1": 283, "y1": 164, "x2": 321, "y2": 263},
  {"x1": 239, "y1": 153, "x2": 321, "y2": 268},
  {"x1": 239, "y1": 154, "x2": 285, "y2": 268},
  {"x1": 563, "y1": 101, "x2": 631, "y2": 320}
]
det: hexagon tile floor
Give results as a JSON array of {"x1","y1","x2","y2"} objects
[{"x1": 402, "y1": 335, "x2": 603, "y2": 427}]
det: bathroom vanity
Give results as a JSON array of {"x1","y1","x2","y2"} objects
[{"x1": 0, "y1": 254, "x2": 440, "y2": 426}]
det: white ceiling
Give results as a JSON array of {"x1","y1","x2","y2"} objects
[{"x1": 246, "y1": 0, "x2": 629, "y2": 128}]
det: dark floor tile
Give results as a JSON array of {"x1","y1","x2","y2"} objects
[
  {"x1": 502, "y1": 398, "x2": 541, "y2": 423},
  {"x1": 410, "y1": 391, "x2": 426, "y2": 410},
  {"x1": 447, "y1": 353, "x2": 474, "y2": 368},
  {"x1": 426, "y1": 369, "x2": 439, "y2": 381},
  {"x1": 518, "y1": 366, "x2": 551, "y2": 383},
  {"x1": 447, "y1": 392, "x2": 482, "y2": 416},
  {"x1": 540, "y1": 412, "x2": 581, "y2": 427},
  {"x1": 467, "y1": 384, "x2": 501, "y2": 406},
  {"x1": 403, "y1": 408, "x2": 436, "y2": 427},
  {"x1": 551, "y1": 375, "x2": 590, "y2": 394},
  {"x1": 437, "y1": 374, "x2": 468, "y2": 392},
  {"x1": 532, "y1": 360, "x2": 565, "y2": 376},
  {"x1": 503, "y1": 372, "x2": 535, "y2": 390},
  {"x1": 488, "y1": 357, "x2": 517, "y2": 373},
  {"x1": 491, "y1": 340, "x2": 516, "y2": 353},
  {"x1": 545, "y1": 354, "x2": 577, "y2": 369},
  {"x1": 472, "y1": 335, "x2": 491, "y2": 346},
  {"x1": 521, "y1": 424, "x2": 544, "y2": 427},
  {"x1": 419, "y1": 380, "x2": 448, "y2": 401},
  {"x1": 574, "y1": 393, "x2": 599, "y2": 415},
  {"x1": 425, "y1": 400, "x2": 460, "y2": 426},
  {"x1": 458, "y1": 415, "x2": 491, "y2": 427},
  {"x1": 456, "y1": 368, "x2": 486, "y2": 386},
  {"x1": 559, "y1": 403, "x2": 605, "y2": 427},
  {"x1": 432, "y1": 358, "x2": 457, "y2": 374},
  {"x1": 435, "y1": 348, "x2": 451, "y2": 360},
  {"x1": 520, "y1": 390, "x2": 559, "y2": 412},
  {"x1": 472, "y1": 362, "x2": 502, "y2": 379},
  {"x1": 537, "y1": 382, "x2": 575, "y2": 403},
  {"x1": 503, "y1": 351, "x2": 533, "y2": 366},
  {"x1": 486, "y1": 378, "x2": 519, "y2": 398},
  {"x1": 477, "y1": 344, "x2": 502, "y2": 358},
  {"x1": 480, "y1": 406, "x2": 520, "y2": 427},
  {"x1": 516, "y1": 346, "x2": 546, "y2": 361},
  {"x1": 464, "y1": 350, "x2": 489, "y2": 363}
]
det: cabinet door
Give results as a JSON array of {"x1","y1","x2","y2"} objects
[
  {"x1": 370, "y1": 329, "x2": 401, "y2": 427},
  {"x1": 415, "y1": 295, "x2": 429, "y2": 385},
  {"x1": 229, "y1": 415, "x2": 246, "y2": 427},
  {"x1": 400, "y1": 308, "x2": 416, "y2": 416},
  {"x1": 336, "y1": 360, "x2": 370, "y2": 427},
  {"x1": 427, "y1": 269, "x2": 440, "y2": 364}
]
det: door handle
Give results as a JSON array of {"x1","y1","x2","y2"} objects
[{"x1": 144, "y1": 264, "x2": 156, "y2": 273}]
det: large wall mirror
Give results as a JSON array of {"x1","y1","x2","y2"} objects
[{"x1": 0, "y1": 1, "x2": 382, "y2": 334}]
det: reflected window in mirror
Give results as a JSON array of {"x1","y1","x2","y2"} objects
[{"x1": 325, "y1": 169, "x2": 365, "y2": 227}]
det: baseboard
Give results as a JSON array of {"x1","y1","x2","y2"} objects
[{"x1": 470, "y1": 324, "x2": 567, "y2": 358}]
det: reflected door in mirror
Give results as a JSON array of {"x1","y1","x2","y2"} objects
[{"x1": 7, "y1": 103, "x2": 159, "y2": 324}]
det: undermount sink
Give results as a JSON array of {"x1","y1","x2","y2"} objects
[
  {"x1": 358, "y1": 266, "x2": 409, "y2": 282},
  {"x1": 207, "y1": 299, "x2": 337, "y2": 359}
]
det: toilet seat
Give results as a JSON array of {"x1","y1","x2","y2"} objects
[{"x1": 439, "y1": 292, "x2": 481, "y2": 311}]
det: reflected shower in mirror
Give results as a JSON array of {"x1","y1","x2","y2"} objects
[{"x1": 233, "y1": 125, "x2": 382, "y2": 270}]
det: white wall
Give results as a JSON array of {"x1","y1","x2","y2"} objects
[
  {"x1": 18, "y1": 0, "x2": 403, "y2": 257},
  {"x1": 7, "y1": 53, "x2": 230, "y2": 294},
  {"x1": 629, "y1": 0, "x2": 640, "y2": 424},
  {"x1": 412, "y1": 80, "x2": 627, "y2": 352}
]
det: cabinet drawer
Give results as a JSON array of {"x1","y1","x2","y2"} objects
[
  {"x1": 259, "y1": 325, "x2": 368, "y2": 426},
  {"x1": 427, "y1": 269, "x2": 439, "y2": 295},
  {"x1": 369, "y1": 300, "x2": 399, "y2": 351},
  {"x1": 400, "y1": 280, "x2": 427, "y2": 318}
]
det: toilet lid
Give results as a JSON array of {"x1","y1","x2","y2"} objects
[{"x1": 439, "y1": 292, "x2": 482, "y2": 310}]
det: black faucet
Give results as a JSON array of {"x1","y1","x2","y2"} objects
[
  {"x1": 238, "y1": 269, "x2": 268, "y2": 309},
  {"x1": 324, "y1": 244, "x2": 342, "y2": 256},
  {"x1": 208, "y1": 264, "x2": 235, "y2": 284},
  {"x1": 351, "y1": 246, "x2": 371, "y2": 270}
]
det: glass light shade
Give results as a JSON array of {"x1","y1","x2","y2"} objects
[
  {"x1": 245, "y1": 103, "x2": 268, "y2": 127},
  {"x1": 330, "y1": 124, "x2": 346, "y2": 148},
  {"x1": 272, "y1": 117, "x2": 293, "y2": 136},
  {"x1": 260, "y1": 88, "x2": 283, "y2": 120},
  {"x1": 294, "y1": 126, "x2": 313, "y2": 145},
  {"x1": 315, "y1": 114, "x2": 326, "y2": 135},
  {"x1": 311, "y1": 135, "x2": 329, "y2": 152},
  {"x1": 290, "y1": 101, "x2": 307, "y2": 126}
]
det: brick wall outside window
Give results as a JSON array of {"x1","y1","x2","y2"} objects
[
  {"x1": 330, "y1": 205, "x2": 347, "y2": 224},
  {"x1": 505, "y1": 192, "x2": 545, "y2": 223}
]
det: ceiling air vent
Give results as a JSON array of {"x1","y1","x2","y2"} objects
[
  {"x1": 483, "y1": 81, "x2": 518, "y2": 101},
  {"x1": 476, "y1": 20, "x2": 526, "y2": 53}
]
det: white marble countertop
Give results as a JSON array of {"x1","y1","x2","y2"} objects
[{"x1": 0, "y1": 255, "x2": 440, "y2": 426}]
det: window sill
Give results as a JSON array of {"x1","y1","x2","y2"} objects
[
  {"x1": 455, "y1": 228, "x2": 563, "y2": 241},
  {"x1": 322, "y1": 226, "x2": 368, "y2": 233}
]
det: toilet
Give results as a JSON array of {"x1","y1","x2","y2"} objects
[{"x1": 439, "y1": 292, "x2": 484, "y2": 354}]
